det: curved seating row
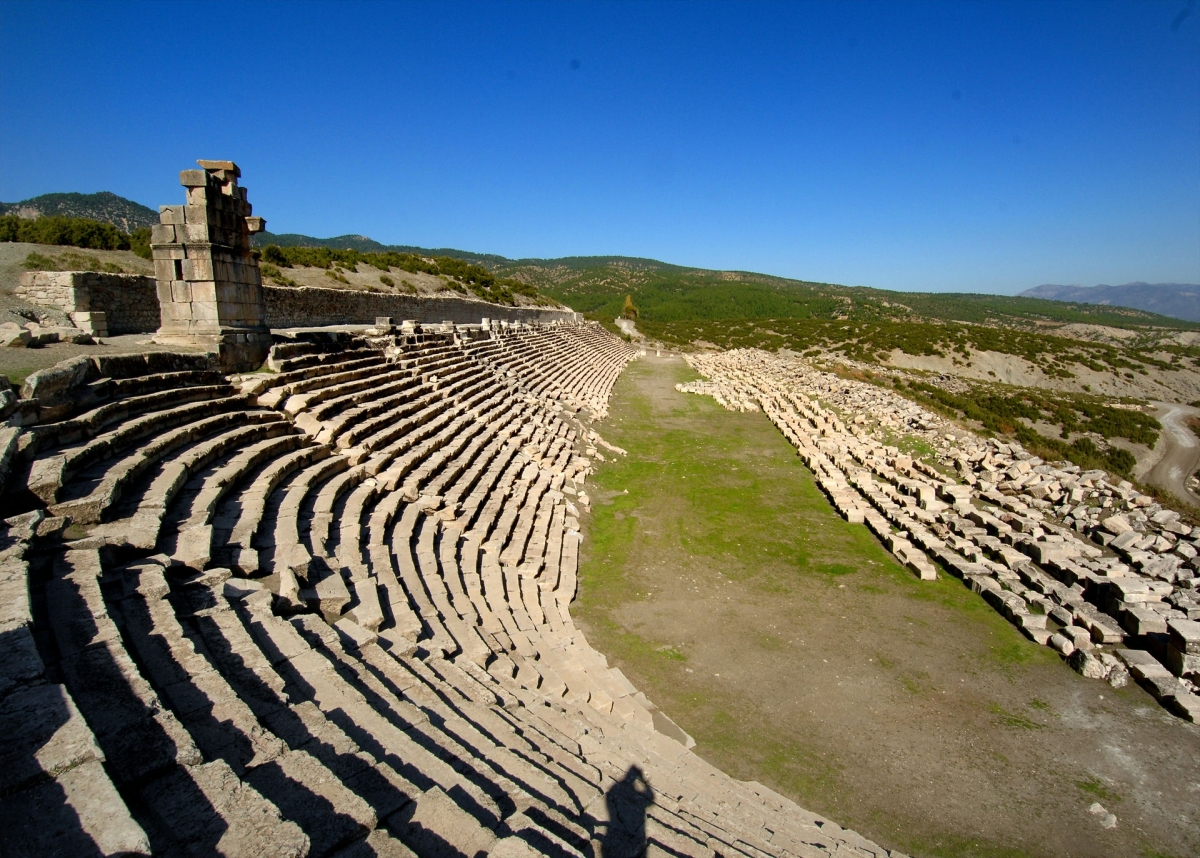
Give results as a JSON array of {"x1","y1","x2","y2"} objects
[{"x1": 1, "y1": 324, "x2": 896, "y2": 857}]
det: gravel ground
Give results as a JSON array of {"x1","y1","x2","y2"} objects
[{"x1": 1, "y1": 333, "x2": 207, "y2": 387}]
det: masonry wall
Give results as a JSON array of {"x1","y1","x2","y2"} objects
[
  {"x1": 16, "y1": 271, "x2": 580, "y2": 335},
  {"x1": 263, "y1": 285, "x2": 581, "y2": 327},
  {"x1": 16, "y1": 271, "x2": 161, "y2": 335}
]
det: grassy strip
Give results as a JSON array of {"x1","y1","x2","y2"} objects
[{"x1": 575, "y1": 358, "x2": 1070, "y2": 856}]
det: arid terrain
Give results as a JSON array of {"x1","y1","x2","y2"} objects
[{"x1": 575, "y1": 355, "x2": 1200, "y2": 858}]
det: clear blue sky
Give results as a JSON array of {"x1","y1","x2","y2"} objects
[{"x1": 1, "y1": 1, "x2": 1197, "y2": 294}]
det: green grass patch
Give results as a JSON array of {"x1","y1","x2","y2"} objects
[
  {"x1": 576, "y1": 360, "x2": 909, "y2": 616},
  {"x1": 5, "y1": 368, "x2": 35, "y2": 387},
  {"x1": 989, "y1": 703, "x2": 1046, "y2": 730},
  {"x1": 892, "y1": 831, "x2": 1037, "y2": 858},
  {"x1": 1076, "y1": 776, "x2": 1122, "y2": 803},
  {"x1": 655, "y1": 645, "x2": 687, "y2": 661}
]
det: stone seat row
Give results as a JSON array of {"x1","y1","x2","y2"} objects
[
  {"x1": 2, "y1": 324, "x2": 896, "y2": 857},
  {"x1": 681, "y1": 350, "x2": 1200, "y2": 723}
]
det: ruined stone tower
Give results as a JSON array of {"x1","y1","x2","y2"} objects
[{"x1": 150, "y1": 160, "x2": 271, "y2": 372}]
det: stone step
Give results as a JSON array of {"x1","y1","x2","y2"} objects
[
  {"x1": 28, "y1": 394, "x2": 255, "y2": 507},
  {"x1": 259, "y1": 355, "x2": 387, "y2": 408},
  {"x1": 26, "y1": 381, "x2": 230, "y2": 454},
  {"x1": 219, "y1": 443, "x2": 333, "y2": 568},
  {"x1": 139, "y1": 758, "x2": 310, "y2": 857},
  {"x1": 46, "y1": 550, "x2": 203, "y2": 787},
  {"x1": 289, "y1": 620, "x2": 591, "y2": 852}
]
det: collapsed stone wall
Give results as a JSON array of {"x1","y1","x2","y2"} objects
[
  {"x1": 263, "y1": 284, "x2": 580, "y2": 328},
  {"x1": 15, "y1": 271, "x2": 160, "y2": 335}
]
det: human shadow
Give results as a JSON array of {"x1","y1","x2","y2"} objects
[
  {"x1": 600, "y1": 765, "x2": 655, "y2": 858},
  {"x1": 0, "y1": 629, "x2": 99, "y2": 857}
]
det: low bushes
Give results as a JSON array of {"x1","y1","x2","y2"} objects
[{"x1": 1, "y1": 214, "x2": 152, "y2": 259}]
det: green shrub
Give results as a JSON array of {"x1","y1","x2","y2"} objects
[
  {"x1": 2, "y1": 214, "x2": 131, "y2": 250},
  {"x1": 259, "y1": 262, "x2": 300, "y2": 288},
  {"x1": 23, "y1": 249, "x2": 108, "y2": 272},
  {"x1": 262, "y1": 244, "x2": 290, "y2": 267},
  {"x1": 380, "y1": 274, "x2": 395, "y2": 287},
  {"x1": 129, "y1": 227, "x2": 152, "y2": 259},
  {"x1": 3, "y1": 213, "x2": 156, "y2": 261},
  {"x1": 22, "y1": 251, "x2": 58, "y2": 270}
]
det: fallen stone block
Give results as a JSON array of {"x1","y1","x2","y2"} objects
[
  {"x1": 1121, "y1": 606, "x2": 1168, "y2": 637},
  {"x1": 1169, "y1": 693, "x2": 1200, "y2": 723},
  {"x1": 1165, "y1": 619, "x2": 1200, "y2": 678},
  {"x1": 1167, "y1": 618, "x2": 1200, "y2": 654},
  {"x1": 1069, "y1": 648, "x2": 1109, "y2": 679},
  {"x1": 1102, "y1": 514, "x2": 1132, "y2": 535},
  {"x1": 1048, "y1": 631, "x2": 1075, "y2": 657},
  {"x1": 1, "y1": 324, "x2": 31, "y2": 348}
]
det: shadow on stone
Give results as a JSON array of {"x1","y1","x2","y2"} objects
[
  {"x1": 0, "y1": 642, "x2": 97, "y2": 857},
  {"x1": 601, "y1": 765, "x2": 654, "y2": 858}
]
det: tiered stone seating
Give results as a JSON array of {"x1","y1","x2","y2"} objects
[
  {"x1": 681, "y1": 349, "x2": 1200, "y2": 724},
  {"x1": 2, "y1": 324, "x2": 897, "y2": 857}
]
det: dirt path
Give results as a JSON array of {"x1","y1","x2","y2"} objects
[
  {"x1": 574, "y1": 354, "x2": 1200, "y2": 858},
  {"x1": 1146, "y1": 401, "x2": 1200, "y2": 505}
]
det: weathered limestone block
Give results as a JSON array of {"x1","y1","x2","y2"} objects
[
  {"x1": 1165, "y1": 618, "x2": 1200, "y2": 678},
  {"x1": 151, "y1": 160, "x2": 271, "y2": 372},
  {"x1": 1, "y1": 322, "x2": 31, "y2": 348}
]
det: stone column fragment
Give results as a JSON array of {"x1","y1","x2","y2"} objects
[{"x1": 151, "y1": 160, "x2": 271, "y2": 372}]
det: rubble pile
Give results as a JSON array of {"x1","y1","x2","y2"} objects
[
  {"x1": 680, "y1": 349, "x2": 1200, "y2": 723},
  {"x1": 1, "y1": 319, "x2": 96, "y2": 348}
]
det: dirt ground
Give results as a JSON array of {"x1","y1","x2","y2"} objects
[
  {"x1": 573, "y1": 355, "x2": 1200, "y2": 858},
  {"x1": 0, "y1": 333, "x2": 207, "y2": 387},
  {"x1": 0, "y1": 241, "x2": 152, "y2": 296},
  {"x1": 883, "y1": 347, "x2": 1200, "y2": 404}
]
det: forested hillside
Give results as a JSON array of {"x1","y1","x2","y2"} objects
[{"x1": 0, "y1": 191, "x2": 158, "y2": 232}]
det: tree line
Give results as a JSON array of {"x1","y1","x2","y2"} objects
[{"x1": 0, "y1": 214, "x2": 151, "y2": 258}]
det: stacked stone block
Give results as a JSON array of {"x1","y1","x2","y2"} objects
[
  {"x1": 262, "y1": 284, "x2": 579, "y2": 329},
  {"x1": 14, "y1": 271, "x2": 169, "y2": 336},
  {"x1": 151, "y1": 160, "x2": 271, "y2": 371}
]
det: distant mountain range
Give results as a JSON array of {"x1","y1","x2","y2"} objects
[
  {"x1": 5, "y1": 191, "x2": 1197, "y2": 331},
  {"x1": 0, "y1": 191, "x2": 159, "y2": 232},
  {"x1": 249, "y1": 231, "x2": 509, "y2": 266},
  {"x1": 1019, "y1": 283, "x2": 1200, "y2": 324}
]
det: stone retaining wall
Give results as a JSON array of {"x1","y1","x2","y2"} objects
[
  {"x1": 16, "y1": 271, "x2": 161, "y2": 335},
  {"x1": 15, "y1": 271, "x2": 580, "y2": 335},
  {"x1": 263, "y1": 284, "x2": 580, "y2": 328}
]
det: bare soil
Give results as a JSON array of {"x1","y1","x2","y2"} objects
[
  {"x1": 884, "y1": 347, "x2": 1200, "y2": 403},
  {"x1": 574, "y1": 355, "x2": 1200, "y2": 858},
  {"x1": 0, "y1": 333, "x2": 207, "y2": 387}
]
